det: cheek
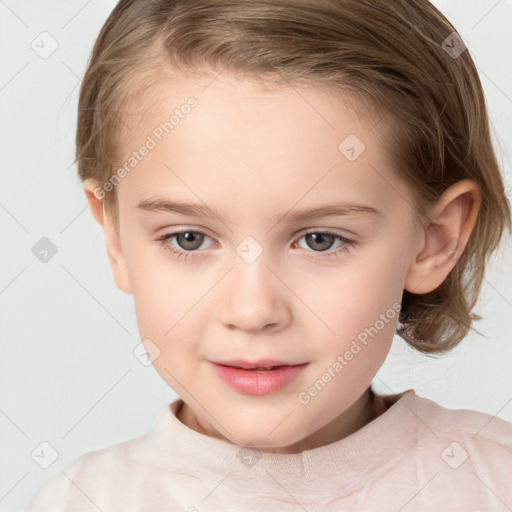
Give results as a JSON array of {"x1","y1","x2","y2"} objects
[
  {"x1": 294, "y1": 248, "x2": 404, "y2": 349},
  {"x1": 297, "y1": 254, "x2": 403, "y2": 416},
  {"x1": 126, "y1": 228, "x2": 407, "y2": 355},
  {"x1": 132, "y1": 275, "x2": 204, "y2": 342},
  {"x1": 124, "y1": 242, "x2": 201, "y2": 340},
  {"x1": 130, "y1": 267, "x2": 207, "y2": 385}
]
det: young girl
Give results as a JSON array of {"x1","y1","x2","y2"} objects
[{"x1": 26, "y1": 0, "x2": 512, "y2": 510}]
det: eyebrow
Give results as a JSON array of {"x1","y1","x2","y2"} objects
[{"x1": 137, "y1": 198, "x2": 381, "y2": 223}]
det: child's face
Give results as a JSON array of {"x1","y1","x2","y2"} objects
[{"x1": 105, "y1": 72, "x2": 426, "y2": 451}]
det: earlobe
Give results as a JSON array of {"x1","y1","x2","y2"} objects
[
  {"x1": 404, "y1": 179, "x2": 481, "y2": 295},
  {"x1": 83, "y1": 179, "x2": 132, "y2": 295}
]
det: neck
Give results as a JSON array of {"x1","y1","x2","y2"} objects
[
  {"x1": 262, "y1": 387, "x2": 384, "y2": 454},
  {"x1": 178, "y1": 386, "x2": 390, "y2": 454}
]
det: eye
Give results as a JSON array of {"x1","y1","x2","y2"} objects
[
  {"x1": 156, "y1": 229, "x2": 214, "y2": 261},
  {"x1": 294, "y1": 230, "x2": 355, "y2": 259},
  {"x1": 156, "y1": 228, "x2": 355, "y2": 261}
]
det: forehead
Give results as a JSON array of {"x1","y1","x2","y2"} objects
[
  {"x1": 121, "y1": 70, "x2": 380, "y2": 151},
  {"x1": 115, "y1": 71, "x2": 414, "y2": 223}
]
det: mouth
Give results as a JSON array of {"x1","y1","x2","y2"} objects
[
  {"x1": 209, "y1": 359, "x2": 309, "y2": 395},
  {"x1": 212, "y1": 359, "x2": 307, "y2": 371}
]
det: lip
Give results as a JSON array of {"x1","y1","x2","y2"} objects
[
  {"x1": 212, "y1": 359, "x2": 303, "y2": 369},
  {"x1": 210, "y1": 360, "x2": 309, "y2": 396}
]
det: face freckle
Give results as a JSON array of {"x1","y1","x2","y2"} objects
[{"x1": 113, "y1": 72, "x2": 423, "y2": 453}]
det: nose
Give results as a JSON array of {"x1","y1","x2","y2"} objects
[{"x1": 218, "y1": 252, "x2": 291, "y2": 334}]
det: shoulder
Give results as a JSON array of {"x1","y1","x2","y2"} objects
[
  {"x1": 408, "y1": 392, "x2": 512, "y2": 446},
  {"x1": 403, "y1": 392, "x2": 512, "y2": 490},
  {"x1": 25, "y1": 409, "x2": 172, "y2": 512}
]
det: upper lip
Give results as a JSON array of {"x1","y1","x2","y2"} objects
[{"x1": 211, "y1": 359, "x2": 307, "y2": 369}]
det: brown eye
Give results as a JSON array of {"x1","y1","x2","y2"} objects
[
  {"x1": 157, "y1": 229, "x2": 213, "y2": 257},
  {"x1": 175, "y1": 231, "x2": 204, "y2": 250},
  {"x1": 295, "y1": 230, "x2": 355, "y2": 259},
  {"x1": 304, "y1": 232, "x2": 336, "y2": 252}
]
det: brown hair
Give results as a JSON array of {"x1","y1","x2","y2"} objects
[{"x1": 75, "y1": 0, "x2": 511, "y2": 353}]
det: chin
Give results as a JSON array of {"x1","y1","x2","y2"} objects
[{"x1": 226, "y1": 421, "x2": 309, "y2": 452}]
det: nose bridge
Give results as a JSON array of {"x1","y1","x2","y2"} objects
[{"x1": 219, "y1": 238, "x2": 289, "y2": 332}]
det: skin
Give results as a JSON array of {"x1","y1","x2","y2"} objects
[{"x1": 84, "y1": 72, "x2": 481, "y2": 454}]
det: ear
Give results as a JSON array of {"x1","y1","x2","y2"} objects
[
  {"x1": 404, "y1": 179, "x2": 481, "y2": 294},
  {"x1": 83, "y1": 179, "x2": 132, "y2": 294}
]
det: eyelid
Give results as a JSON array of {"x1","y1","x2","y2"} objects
[
  {"x1": 155, "y1": 226, "x2": 217, "y2": 242},
  {"x1": 155, "y1": 226, "x2": 353, "y2": 244},
  {"x1": 156, "y1": 227, "x2": 218, "y2": 249},
  {"x1": 156, "y1": 226, "x2": 356, "y2": 261},
  {"x1": 299, "y1": 227, "x2": 353, "y2": 238}
]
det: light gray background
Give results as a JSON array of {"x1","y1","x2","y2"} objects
[{"x1": 1, "y1": 1, "x2": 511, "y2": 510}]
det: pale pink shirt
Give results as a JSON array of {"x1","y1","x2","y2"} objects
[{"x1": 25, "y1": 390, "x2": 512, "y2": 511}]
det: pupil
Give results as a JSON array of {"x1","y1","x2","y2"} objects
[
  {"x1": 178, "y1": 231, "x2": 202, "y2": 250},
  {"x1": 309, "y1": 233, "x2": 333, "y2": 251}
]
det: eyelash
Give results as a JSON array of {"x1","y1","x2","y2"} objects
[{"x1": 156, "y1": 228, "x2": 355, "y2": 261}]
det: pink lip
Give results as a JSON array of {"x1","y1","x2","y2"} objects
[
  {"x1": 213, "y1": 358, "x2": 302, "y2": 369},
  {"x1": 210, "y1": 360, "x2": 309, "y2": 396}
]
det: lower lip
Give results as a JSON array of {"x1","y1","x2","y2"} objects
[{"x1": 210, "y1": 362, "x2": 308, "y2": 396}]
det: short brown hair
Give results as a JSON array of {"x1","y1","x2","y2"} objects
[{"x1": 76, "y1": 0, "x2": 511, "y2": 353}]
